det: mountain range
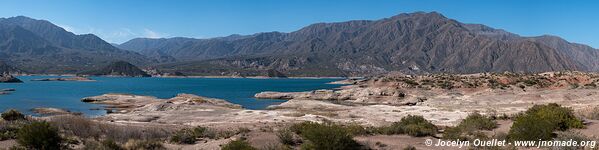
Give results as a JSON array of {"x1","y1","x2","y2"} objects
[
  {"x1": 2, "y1": 12, "x2": 599, "y2": 77},
  {"x1": 117, "y1": 12, "x2": 599, "y2": 76},
  {"x1": 0, "y1": 16, "x2": 151, "y2": 74}
]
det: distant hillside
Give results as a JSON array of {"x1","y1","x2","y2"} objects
[
  {"x1": 0, "y1": 16, "x2": 153, "y2": 74},
  {"x1": 120, "y1": 12, "x2": 599, "y2": 77},
  {"x1": 0, "y1": 61, "x2": 24, "y2": 74},
  {"x1": 81, "y1": 61, "x2": 150, "y2": 77}
]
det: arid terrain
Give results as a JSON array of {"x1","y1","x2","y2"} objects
[{"x1": 2, "y1": 71, "x2": 599, "y2": 149}]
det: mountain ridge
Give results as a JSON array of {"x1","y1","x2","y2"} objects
[
  {"x1": 120, "y1": 12, "x2": 599, "y2": 76},
  {"x1": 3, "y1": 12, "x2": 599, "y2": 76},
  {"x1": 0, "y1": 16, "x2": 153, "y2": 74}
]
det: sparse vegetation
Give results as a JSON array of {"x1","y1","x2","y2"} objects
[
  {"x1": 277, "y1": 128, "x2": 296, "y2": 146},
  {"x1": 551, "y1": 131, "x2": 595, "y2": 150},
  {"x1": 83, "y1": 139, "x2": 123, "y2": 150},
  {"x1": 221, "y1": 139, "x2": 257, "y2": 150},
  {"x1": 83, "y1": 139, "x2": 165, "y2": 150},
  {"x1": 580, "y1": 106, "x2": 599, "y2": 120},
  {"x1": 442, "y1": 112, "x2": 497, "y2": 140},
  {"x1": 170, "y1": 126, "x2": 242, "y2": 144},
  {"x1": 403, "y1": 145, "x2": 417, "y2": 150},
  {"x1": 377, "y1": 115, "x2": 438, "y2": 137},
  {"x1": 123, "y1": 139, "x2": 165, "y2": 150}
]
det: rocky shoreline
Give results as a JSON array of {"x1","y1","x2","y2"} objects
[
  {"x1": 4, "y1": 71, "x2": 599, "y2": 149},
  {"x1": 64, "y1": 71, "x2": 599, "y2": 127}
]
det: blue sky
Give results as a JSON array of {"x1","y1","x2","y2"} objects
[{"x1": 1, "y1": 0, "x2": 598, "y2": 48}]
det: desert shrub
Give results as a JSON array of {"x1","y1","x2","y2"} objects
[
  {"x1": 49, "y1": 115, "x2": 172, "y2": 143},
  {"x1": 343, "y1": 123, "x2": 370, "y2": 136},
  {"x1": 221, "y1": 139, "x2": 257, "y2": 150},
  {"x1": 191, "y1": 126, "x2": 217, "y2": 139},
  {"x1": 509, "y1": 115, "x2": 555, "y2": 141},
  {"x1": 83, "y1": 139, "x2": 123, "y2": 150},
  {"x1": 442, "y1": 126, "x2": 467, "y2": 140},
  {"x1": 277, "y1": 128, "x2": 296, "y2": 145},
  {"x1": 16, "y1": 121, "x2": 63, "y2": 150},
  {"x1": 443, "y1": 112, "x2": 497, "y2": 139},
  {"x1": 0, "y1": 120, "x2": 32, "y2": 141},
  {"x1": 523, "y1": 79, "x2": 538, "y2": 86},
  {"x1": 123, "y1": 139, "x2": 165, "y2": 150},
  {"x1": 508, "y1": 103, "x2": 583, "y2": 141},
  {"x1": 1, "y1": 109, "x2": 25, "y2": 121},
  {"x1": 378, "y1": 115, "x2": 437, "y2": 137},
  {"x1": 291, "y1": 122, "x2": 361, "y2": 150},
  {"x1": 170, "y1": 129, "x2": 197, "y2": 144},
  {"x1": 402, "y1": 79, "x2": 419, "y2": 86},
  {"x1": 169, "y1": 126, "x2": 234, "y2": 144},
  {"x1": 438, "y1": 81, "x2": 454, "y2": 89},
  {"x1": 50, "y1": 115, "x2": 102, "y2": 139},
  {"x1": 580, "y1": 106, "x2": 599, "y2": 120},
  {"x1": 403, "y1": 145, "x2": 417, "y2": 150},
  {"x1": 102, "y1": 124, "x2": 172, "y2": 143},
  {"x1": 459, "y1": 112, "x2": 497, "y2": 130},
  {"x1": 262, "y1": 143, "x2": 292, "y2": 150},
  {"x1": 523, "y1": 103, "x2": 583, "y2": 130},
  {"x1": 549, "y1": 131, "x2": 594, "y2": 150}
]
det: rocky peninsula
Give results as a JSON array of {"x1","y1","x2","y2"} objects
[
  {"x1": 0, "y1": 74, "x2": 22, "y2": 83},
  {"x1": 81, "y1": 61, "x2": 150, "y2": 77},
  {"x1": 31, "y1": 76, "x2": 95, "y2": 82}
]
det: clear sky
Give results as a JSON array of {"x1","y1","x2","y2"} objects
[{"x1": 0, "y1": 0, "x2": 598, "y2": 48}]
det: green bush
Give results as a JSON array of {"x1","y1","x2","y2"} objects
[
  {"x1": 508, "y1": 103, "x2": 584, "y2": 141},
  {"x1": 508, "y1": 115, "x2": 555, "y2": 141},
  {"x1": 221, "y1": 139, "x2": 257, "y2": 150},
  {"x1": 459, "y1": 112, "x2": 497, "y2": 130},
  {"x1": 523, "y1": 103, "x2": 584, "y2": 130},
  {"x1": 1, "y1": 109, "x2": 25, "y2": 121},
  {"x1": 291, "y1": 122, "x2": 361, "y2": 150},
  {"x1": 378, "y1": 115, "x2": 437, "y2": 137},
  {"x1": 16, "y1": 121, "x2": 63, "y2": 150}
]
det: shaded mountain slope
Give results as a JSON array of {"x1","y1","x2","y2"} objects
[{"x1": 0, "y1": 16, "x2": 153, "y2": 74}]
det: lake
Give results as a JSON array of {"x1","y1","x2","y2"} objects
[{"x1": 0, "y1": 76, "x2": 343, "y2": 116}]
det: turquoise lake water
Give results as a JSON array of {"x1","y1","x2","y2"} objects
[{"x1": 0, "y1": 76, "x2": 342, "y2": 116}]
